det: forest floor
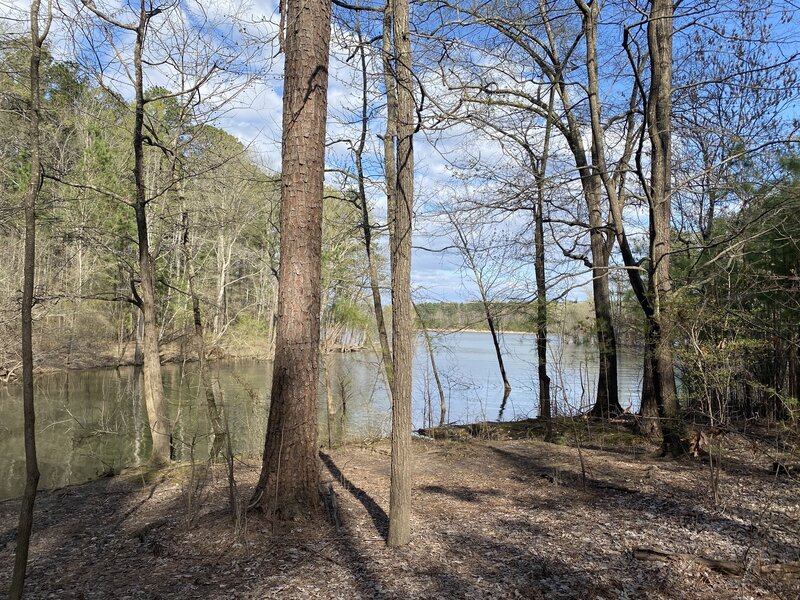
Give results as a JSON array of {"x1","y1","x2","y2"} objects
[{"x1": 1, "y1": 423, "x2": 799, "y2": 599}]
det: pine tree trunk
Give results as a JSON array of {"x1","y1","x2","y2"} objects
[{"x1": 251, "y1": 0, "x2": 331, "y2": 517}]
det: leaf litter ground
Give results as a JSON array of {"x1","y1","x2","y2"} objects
[{"x1": 1, "y1": 433, "x2": 798, "y2": 599}]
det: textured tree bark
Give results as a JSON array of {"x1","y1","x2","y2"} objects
[
  {"x1": 251, "y1": 0, "x2": 331, "y2": 517},
  {"x1": 646, "y1": 0, "x2": 681, "y2": 455},
  {"x1": 585, "y1": 181, "x2": 621, "y2": 419},
  {"x1": 133, "y1": 309, "x2": 144, "y2": 366},
  {"x1": 132, "y1": 13, "x2": 171, "y2": 465},
  {"x1": 577, "y1": 3, "x2": 621, "y2": 419},
  {"x1": 534, "y1": 202, "x2": 551, "y2": 422},
  {"x1": 387, "y1": 0, "x2": 414, "y2": 547},
  {"x1": 9, "y1": 1, "x2": 47, "y2": 596},
  {"x1": 639, "y1": 345, "x2": 661, "y2": 437},
  {"x1": 580, "y1": 1, "x2": 666, "y2": 434}
]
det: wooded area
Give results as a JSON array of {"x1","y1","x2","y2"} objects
[{"x1": 2, "y1": 0, "x2": 800, "y2": 596}]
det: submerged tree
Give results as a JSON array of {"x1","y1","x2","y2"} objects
[
  {"x1": 446, "y1": 212, "x2": 513, "y2": 410},
  {"x1": 428, "y1": 0, "x2": 623, "y2": 418}
]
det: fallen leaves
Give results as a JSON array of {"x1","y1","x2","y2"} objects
[{"x1": 0, "y1": 436, "x2": 797, "y2": 599}]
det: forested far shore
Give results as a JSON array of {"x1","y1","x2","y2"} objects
[
  {"x1": 0, "y1": 298, "x2": 633, "y2": 382},
  {"x1": 415, "y1": 300, "x2": 642, "y2": 345}
]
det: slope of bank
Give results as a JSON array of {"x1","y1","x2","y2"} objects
[{"x1": 1, "y1": 432, "x2": 798, "y2": 599}]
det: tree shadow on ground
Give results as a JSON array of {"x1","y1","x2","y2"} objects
[
  {"x1": 488, "y1": 445, "x2": 800, "y2": 559},
  {"x1": 0, "y1": 466, "x2": 355, "y2": 598},
  {"x1": 322, "y1": 453, "x2": 602, "y2": 599},
  {"x1": 419, "y1": 484, "x2": 502, "y2": 503},
  {"x1": 320, "y1": 451, "x2": 388, "y2": 539}
]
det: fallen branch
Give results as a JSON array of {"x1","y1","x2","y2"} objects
[
  {"x1": 759, "y1": 562, "x2": 800, "y2": 578},
  {"x1": 633, "y1": 547, "x2": 744, "y2": 575},
  {"x1": 633, "y1": 547, "x2": 800, "y2": 579}
]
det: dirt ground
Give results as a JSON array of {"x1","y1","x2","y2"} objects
[{"x1": 1, "y1": 431, "x2": 799, "y2": 599}]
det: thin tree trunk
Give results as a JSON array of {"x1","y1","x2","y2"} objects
[
  {"x1": 534, "y1": 86, "x2": 556, "y2": 423},
  {"x1": 382, "y1": 0, "x2": 398, "y2": 244},
  {"x1": 354, "y1": 24, "x2": 393, "y2": 388},
  {"x1": 251, "y1": 0, "x2": 331, "y2": 517},
  {"x1": 181, "y1": 210, "x2": 226, "y2": 459},
  {"x1": 448, "y1": 215, "x2": 512, "y2": 399},
  {"x1": 134, "y1": 307, "x2": 144, "y2": 366},
  {"x1": 534, "y1": 238, "x2": 551, "y2": 421},
  {"x1": 214, "y1": 232, "x2": 229, "y2": 336},
  {"x1": 414, "y1": 304, "x2": 446, "y2": 427},
  {"x1": 322, "y1": 351, "x2": 336, "y2": 448},
  {"x1": 387, "y1": 0, "x2": 414, "y2": 547},
  {"x1": 9, "y1": 2, "x2": 48, "y2": 596}
]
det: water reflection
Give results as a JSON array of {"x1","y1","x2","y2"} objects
[{"x1": 0, "y1": 332, "x2": 642, "y2": 499}]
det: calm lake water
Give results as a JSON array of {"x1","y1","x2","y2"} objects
[{"x1": 0, "y1": 332, "x2": 642, "y2": 499}]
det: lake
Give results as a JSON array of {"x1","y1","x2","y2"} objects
[{"x1": 0, "y1": 331, "x2": 642, "y2": 499}]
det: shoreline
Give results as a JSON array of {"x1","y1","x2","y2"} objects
[
  {"x1": 2, "y1": 332, "x2": 643, "y2": 384},
  {"x1": 422, "y1": 327, "x2": 535, "y2": 335}
]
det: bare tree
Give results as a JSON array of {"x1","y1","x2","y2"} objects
[
  {"x1": 414, "y1": 302, "x2": 447, "y2": 427},
  {"x1": 351, "y1": 20, "x2": 394, "y2": 388},
  {"x1": 181, "y1": 208, "x2": 226, "y2": 459},
  {"x1": 387, "y1": 0, "x2": 414, "y2": 547},
  {"x1": 428, "y1": 0, "x2": 624, "y2": 418},
  {"x1": 446, "y1": 211, "x2": 512, "y2": 409},
  {"x1": 643, "y1": 0, "x2": 680, "y2": 452},
  {"x1": 8, "y1": 1, "x2": 51, "y2": 596},
  {"x1": 76, "y1": 0, "x2": 177, "y2": 463},
  {"x1": 251, "y1": 0, "x2": 332, "y2": 517},
  {"x1": 70, "y1": 0, "x2": 253, "y2": 463}
]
